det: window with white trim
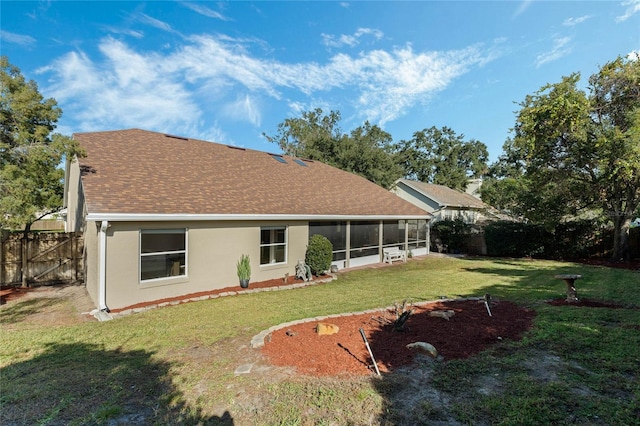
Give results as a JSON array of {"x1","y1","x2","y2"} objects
[
  {"x1": 140, "y1": 229, "x2": 187, "y2": 282},
  {"x1": 260, "y1": 226, "x2": 287, "y2": 265}
]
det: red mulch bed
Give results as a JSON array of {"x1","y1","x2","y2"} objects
[
  {"x1": 0, "y1": 286, "x2": 41, "y2": 304},
  {"x1": 108, "y1": 275, "x2": 326, "y2": 313},
  {"x1": 261, "y1": 299, "x2": 536, "y2": 377}
]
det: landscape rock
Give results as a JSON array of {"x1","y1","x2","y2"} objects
[
  {"x1": 406, "y1": 342, "x2": 438, "y2": 357},
  {"x1": 315, "y1": 322, "x2": 339, "y2": 335},
  {"x1": 429, "y1": 310, "x2": 455, "y2": 320}
]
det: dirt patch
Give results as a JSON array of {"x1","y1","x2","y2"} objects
[
  {"x1": 0, "y1": 283, "x2": 96, "y2": 327},
  {"x1": 261, "y1": 299, "x2": 536, "y2": 376}
]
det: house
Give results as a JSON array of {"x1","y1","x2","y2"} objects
[
  {"x1": 392, "y1": 179, "x2": 494, "y2": 224},
  {"x1": 64, "y1": 129, "x2": 430, "y2": 312}
]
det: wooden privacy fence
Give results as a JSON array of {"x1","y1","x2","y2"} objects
[{"x1": 0, "y1": 231, "x2": 84, "y2": 286}]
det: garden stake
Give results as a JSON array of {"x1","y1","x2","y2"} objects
[
  {"x1": 359, "y1": 328, "x2": 381, "y2": 376},
  {"x1": 484, "y1": 293, "x2": 493, "y2": 317}
]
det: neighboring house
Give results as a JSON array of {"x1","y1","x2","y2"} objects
[
  {"x1": 64, "y1": 129, "x2": 430, "y2": 312},
  {"x1": 392, "y1": 179, "x2": 496, "y2": 224}
]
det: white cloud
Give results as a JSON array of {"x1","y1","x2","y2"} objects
[
  {"x1": 177, "y1": 35, "x2": 491, "y2": 123},
  {"x1": 40, "y1": 33, "x2": 495, "y2": 135},
  {"x1": 513, "y1": 0, "x2": 534, "y2": 19},
  {"x1": 535, "y1": 36, "x2": 571, "y2": 68},
  {"x1": 222, "y1": 94, "x2": 262, "y2": 126},
  {"x1": 0, "y1": 30, "x2": 36, "y2": 47},
  {"x1": 322, "y1": 27, "x2": 384, "y2": 48},
  {"x1": 628, "y1": 50, "x2": 640, "y2": 61},
  {"x1": 102, "y1": 26, "x2": 144, "y2": 39},
  {"x1": 40, "y1": 38, "x2": 200, "y2": 134},
  {"x1": 181, "y1": 2, "x2": 230, "y2": 21},
  {"x1": 137, "y1": 13, "x2": 179, "y2": 34},
  {"x1": 617, "y1": 0, "x2": 640, "y2": 22},
  {"x1": 562, "y1": 15, "x2": 591, "y2": 26}
]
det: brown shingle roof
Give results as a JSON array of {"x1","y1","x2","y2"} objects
[
  {"x1": 398, "y1": 179, "x2": 487, "y2": 209},
  {"x1": 74, "y1": 129, "x2": 428, "y2": 218}
]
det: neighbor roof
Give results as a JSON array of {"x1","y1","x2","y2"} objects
[
  {"x1": 74, "y1": 129, "x2": 429, "y2": 220},
  {"x1": 397, "y1": 179, "x2": 487, "y2": 209}
]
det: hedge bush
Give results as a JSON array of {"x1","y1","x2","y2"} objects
[
  {"x1": 484, "y1": 219, "x2": 611, "y2": 259},
  {"x1": 430, "y1": 219, "x2": 470, "y2": 254}
]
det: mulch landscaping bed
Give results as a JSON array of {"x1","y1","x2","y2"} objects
[{"x1": 261, "y1": 299, "x2": 537, "y2": 377}]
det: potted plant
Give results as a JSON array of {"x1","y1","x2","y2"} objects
[{"x1": 237, "y1": 254, "x2": 251, "y2": 288}]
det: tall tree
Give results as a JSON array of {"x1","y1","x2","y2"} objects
[
  {"x1": 493, "y1": 56, "x2": 640, "y2": 260},
  {"x1": 337, "y1": 121, "x2": 402, "y2": 189},
  {"x1": 1, "y1": 56, "x2": 82, "y2": 232},
  {"x1": 395, "y1": 126, "x2": 488, "y2": 191},
  {"x1": 263, "y1": 108, "x2": 343, "y2": 163},
  {"x1": 1, "y1": 56, "x2": 83, "y2": 287},
  {"x1": 263, "y1": 108, "x2": 401, "y2": 188}
]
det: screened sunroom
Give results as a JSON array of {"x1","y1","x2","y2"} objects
[{"x1": 309, "y1": 219, "x2": 429, "y2": 270}]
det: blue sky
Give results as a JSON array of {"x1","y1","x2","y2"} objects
[{"x1": 2, "y1": 1, "x2": 639, "y2": 162}]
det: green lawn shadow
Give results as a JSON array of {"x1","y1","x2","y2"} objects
[{"x1": 0, "y1": 342, "x2": 234, "y2": 425}]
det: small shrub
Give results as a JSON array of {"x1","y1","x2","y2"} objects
[{"x1": 305, "y1": 234, "x2": 333, "y2": 275}]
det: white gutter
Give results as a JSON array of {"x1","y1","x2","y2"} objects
[
  {"x1": 99, "y1": 220, "x2": 109, "y2": 312},
  {"x1": 87, "y1": 213, "x2": 431, "y2": 222}
]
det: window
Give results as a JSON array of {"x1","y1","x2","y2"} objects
[
  {"x1": 260, "y1": 226, "x2": 287, "y2": 265},
  {"x1": 140, "y1": 229, "x2": 187, "y2": 282}
]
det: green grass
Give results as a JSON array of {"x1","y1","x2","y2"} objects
[{"x1": 1, "y1": 256, "x2": 639, "y2": 425}]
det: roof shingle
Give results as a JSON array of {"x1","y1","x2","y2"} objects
[
  {"x1": 74, "y1": 129, "x2": 428, "y2": 218},
  {"x1": 398, "y1": 179, "x2": 486, "y2": 209}
]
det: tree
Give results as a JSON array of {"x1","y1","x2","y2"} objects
[
  {"x1": 263, "y1": 108, "x2": 343, "y2": 162},
  {"x1": 337, "y1": 121, "x2": 403, "y2": 189},
  {"x1": 491, "y1": 56, "x2": 640, "y2": 260},
  {"x1": 263, "y1": 108, "x2": 402, "y2": 188},
  {"x1": 395, "y1": 126, "x2": 488, "y2": 191},
  {"x1": 481, "y1": 137, "x2": 563, "y2": 222},
  {"x1": 1, "y1": 56, "x2": 83, "y2": 285}
]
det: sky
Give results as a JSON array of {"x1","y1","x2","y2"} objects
[{"x1": 2, "y1": 1, "x2": 639, "y2": 162}]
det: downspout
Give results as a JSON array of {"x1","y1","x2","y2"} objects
[{"x1": 99, "y1": 220, "x2": 109, "y2": 312}]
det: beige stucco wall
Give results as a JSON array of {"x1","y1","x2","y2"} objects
[
  {"x1": 101, "y1": 220, "x2": 309, "y2": 310},
  {"x1": 64, "y1": 159, "x2": 85, "y2": 233}
]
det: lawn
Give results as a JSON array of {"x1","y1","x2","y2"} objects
[{"x1": 1, "y1": 256, "x2": 639, "y2": 425}]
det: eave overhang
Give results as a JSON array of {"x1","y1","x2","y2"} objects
[{"x1": 86, "y1": 213, "x2": 432, "y2": 222}]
